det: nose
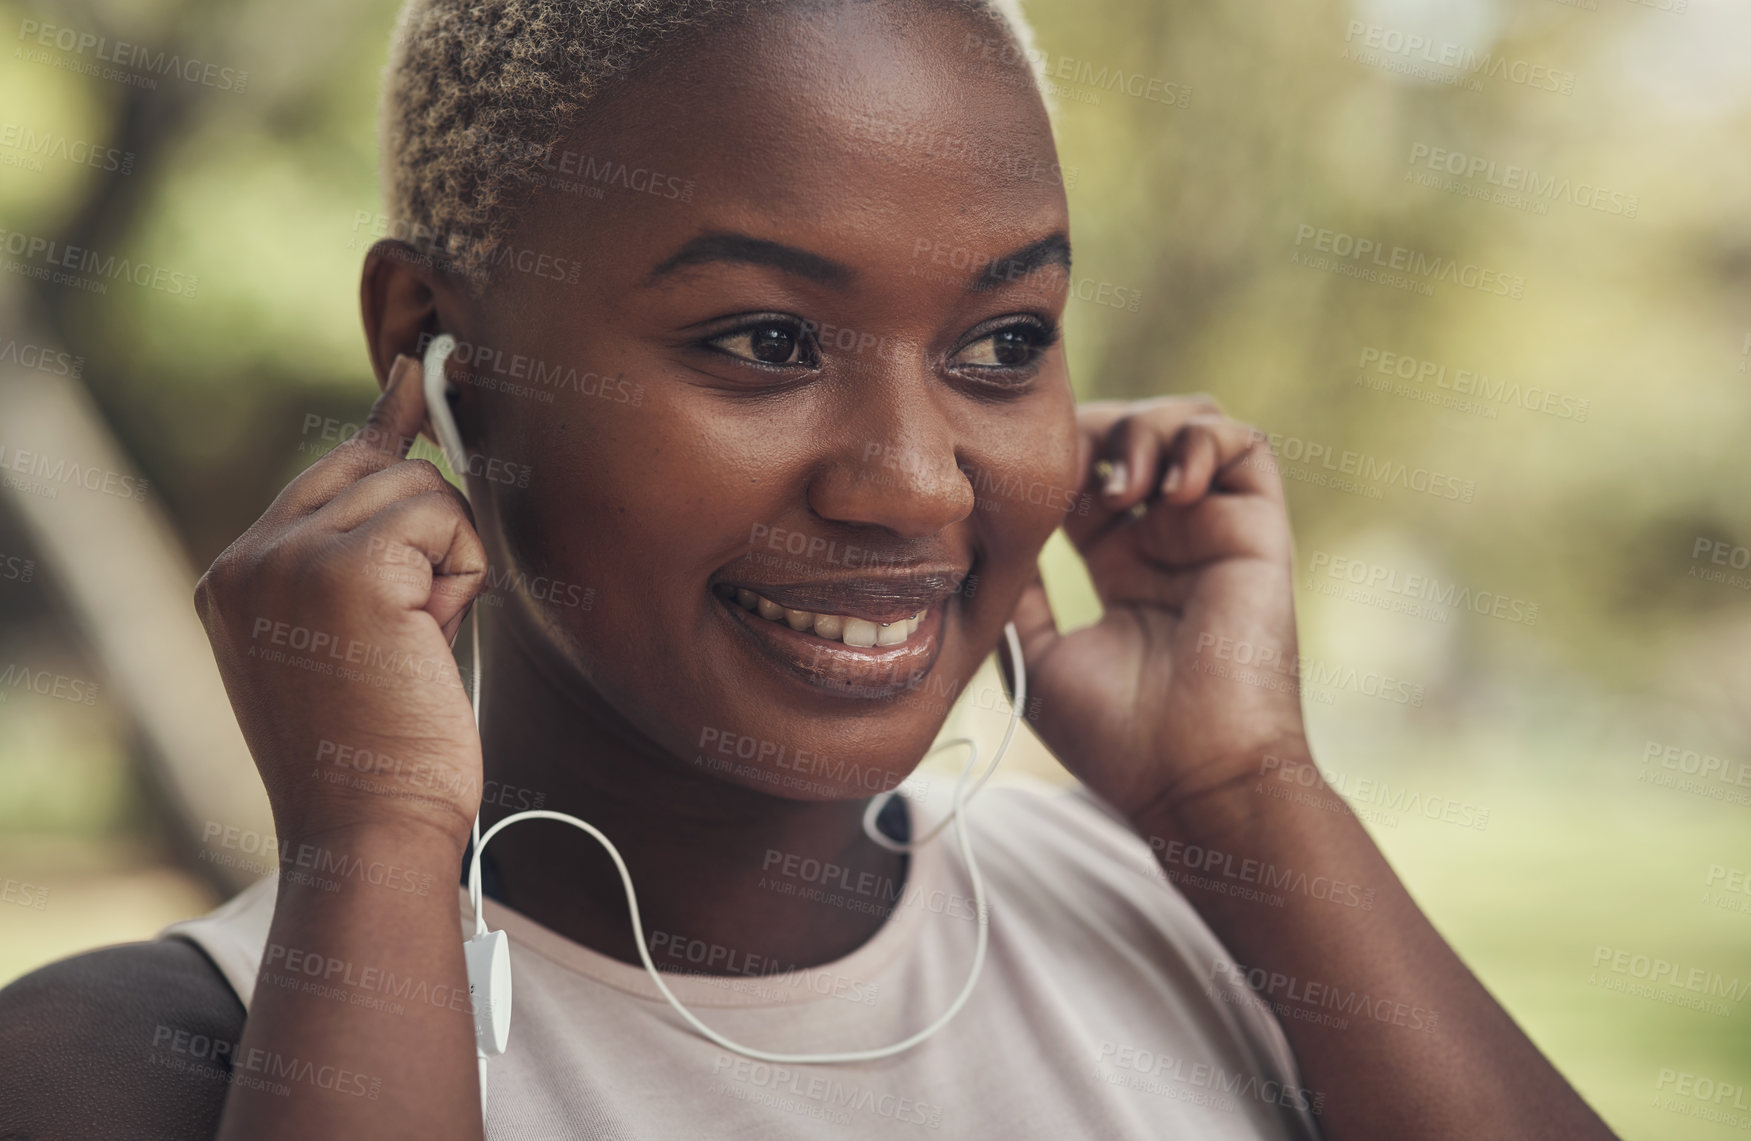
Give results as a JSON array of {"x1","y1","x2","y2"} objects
[{"x1": 806, "y1": 380, "x2": 974, "y2": 540}]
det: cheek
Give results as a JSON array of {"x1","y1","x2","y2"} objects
[{"x1": 984, "y1": 398, "x2": 1082, "y2": 549}]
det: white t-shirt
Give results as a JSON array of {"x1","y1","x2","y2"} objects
[{"x1": 160, "y1": 775, "x2": 1323, "y2": 1140}]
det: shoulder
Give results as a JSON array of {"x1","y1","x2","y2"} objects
[{"x1": 0, "y1": 938, "x2": 243, "y2": 1140}]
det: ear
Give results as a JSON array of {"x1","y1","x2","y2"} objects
[{"x1": 360, "y1": 239, "x2": 471, "y2": 447}]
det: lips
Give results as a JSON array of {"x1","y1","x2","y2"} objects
[{"x1": 709, "y1": 571, "x2": 963, "y2": 697}]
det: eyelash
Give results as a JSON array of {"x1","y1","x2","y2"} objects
[{"x1": 698, "y1": 313, "x2": 1060, "y2": 389}]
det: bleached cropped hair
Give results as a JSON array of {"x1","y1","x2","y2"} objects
[{"x1": 379, "y1": 0, "x2": 1042, "y2": 285}]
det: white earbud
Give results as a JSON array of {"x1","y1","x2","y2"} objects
[
  {"x1": 420, "y1": 333, "x2": 468, "y2": 478},
  {"x1": 419, "y1": 331, "x2": 1024, "y2": 1108}
]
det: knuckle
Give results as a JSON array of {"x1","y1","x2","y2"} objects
[{"x1": 397, "y1": 458, "x2": 453, "y2": 497}]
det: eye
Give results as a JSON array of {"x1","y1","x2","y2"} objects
[
  {"x1": 949, "y1": 319, "x2": 1060, "y2": 374},
  {"x1": 706, "y1": 318, "x2": 818, "y2": 367}
]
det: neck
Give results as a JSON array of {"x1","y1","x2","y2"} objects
[{"x1": 472, "y1": 608, "x2": 909, "y2": 976}]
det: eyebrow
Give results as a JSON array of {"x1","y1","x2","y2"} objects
[
  {"x1": 646, "y1": 232, "x2": 855, "y2": 287},
  {"x1": 970, "y1": 233, "x2": 1073, "y2": 292}
]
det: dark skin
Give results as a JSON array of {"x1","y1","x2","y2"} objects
[
  {"x1": 392, "y1": 0, "x2": 1080, "y2": 972},
  {"x1": 0, "y1": 2, "x2": 1623, "y2": 1139}
]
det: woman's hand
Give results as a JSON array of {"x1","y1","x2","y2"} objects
[
  {"x1": 194, "y1": 354, "x2": 488, "y2": 850},
  {"x1": 1007, "y1": 395, "x2": 1305, "y2": 827}
]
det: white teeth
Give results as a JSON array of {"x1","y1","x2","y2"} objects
[
  {"x1": 842, "y1": 618, "x2": 879, "y2": 647},
  {"x1": 729, "y1": 589, "x2": 929, "y2": 647}
]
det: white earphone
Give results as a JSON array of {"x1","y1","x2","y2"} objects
[{"x1": 418, "y1": 332, "x2": 1026, "y2": 1104}]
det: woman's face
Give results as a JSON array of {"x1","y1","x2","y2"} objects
[{"x1": 446, "y1": 0, "x2": 1078, "y2": 799}]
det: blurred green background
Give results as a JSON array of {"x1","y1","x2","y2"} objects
[{"x1": 2, "y1": 0, "x2": 1749, "y2": 1136}]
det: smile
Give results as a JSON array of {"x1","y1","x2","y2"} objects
[
  {"x1": 730, "y1": 587, "x2": 926, "y2": 647},
  {"x1": 709, "y1": 579, "x2": 955, "y2": 698}
]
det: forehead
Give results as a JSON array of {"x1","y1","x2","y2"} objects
[{"x1": 507, "y1": 0, "x2": 1068, "y2": 279}]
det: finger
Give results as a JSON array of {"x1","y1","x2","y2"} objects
[
  {"x1": 1068, "y1": 400, "x2": 1218, "y2": 549},
  {"x1": 1002, "y1": 558, "x2": 1061, "y2": 691},
  {"x1": 1096, "y1": 414, "x2": 1161, "y2": 514},
  {"x1": 1149, "y1": 415, "x2": 1279, "y2": 504},
  {"x1": 1128, "y1": 492, "x2": 1293, "y2": 571},
  {"x1": 1083, "y1": 397, "x2": 1223, "y2": 512},
  {"x1": 344, "y1": 489, "x2": 488, "y2": 634},
  {"x1": 269, "y1": 354, "x2": 430, "y2": 521},
  {"x1": 314, "y1": 456, "x2": 471, "y2": 536}
]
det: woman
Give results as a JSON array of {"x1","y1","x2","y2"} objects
[{"x1": 0, "y1": 0, "x2": 1621, "y2": 1138}]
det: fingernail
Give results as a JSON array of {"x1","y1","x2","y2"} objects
[
  {"x1": 1162, "y1": 464, "x2": 1183, "y2": 494},
  {"x1": 387, "y1": 354, "x2": 416, "y2": 393},
  {"x1": 1104, "y1": 460, "x2": 1128, "y2": 497}
]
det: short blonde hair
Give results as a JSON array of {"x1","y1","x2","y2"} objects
[{"x1": 379, "y1": 0, "x2": 1042, "y2": 285}]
